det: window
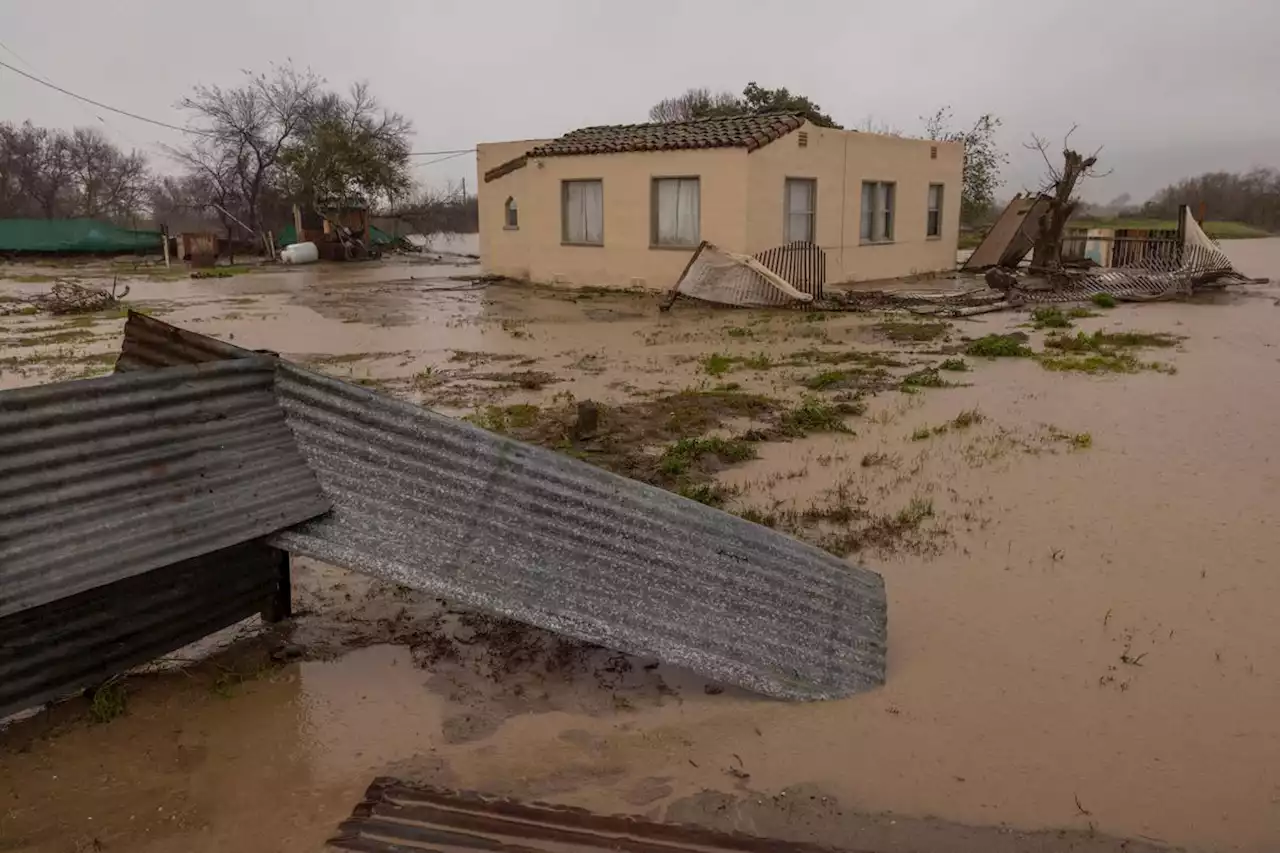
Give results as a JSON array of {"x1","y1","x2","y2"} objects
[
  {"x1": 784, "y1": 178, "x2": 816, "y2": 243},
  {"x1": 562, "y1": 180, "x2": 603, "y2": 245},
  {"x1": 927, "y1": 184, "x2": 943, "y2": 238},
  {"x1": 504, "y1": 197, "x2": 518, "y2": 229},
  {"x1": 651, "y1": 177, "x2": 700, "y2": 247},
  {"x1": 860, "y1": 181, "x2": 895, "y2": 243}
]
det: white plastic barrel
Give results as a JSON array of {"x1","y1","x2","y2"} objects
[{"x1": 280, "y1": 241, "x2": 319, "y2": 264}]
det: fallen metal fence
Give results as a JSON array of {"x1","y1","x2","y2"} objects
[{"x1": 116, "y1": 313, "x2": 889, "y2": 701}]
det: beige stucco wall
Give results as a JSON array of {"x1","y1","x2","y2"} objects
[
  {"x1": 745, "y1": 122, "x2": 964, "y2": 283},
  {"x1": 477, "y1": 143, "x2": 747, "y2": 289},
  {"x1": 477, "y1": 122, "x2": 962, "y2": 288}
]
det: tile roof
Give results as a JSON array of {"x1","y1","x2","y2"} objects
[{"x1": 483, "y1": 113, "x2": 805, "y2": 182}]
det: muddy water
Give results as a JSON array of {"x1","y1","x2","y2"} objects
[{"x1": 4, "y1": 243, "x2": 1280, "y2": 852}]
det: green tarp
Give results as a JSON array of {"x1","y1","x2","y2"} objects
[
  {"x1": 274, "y1": 223, "x2": 398, "y2": 248},
  {"x1": 0, "y1": 219, "x2": 163, "y2": 253}
]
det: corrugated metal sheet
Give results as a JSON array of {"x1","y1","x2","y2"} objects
[
  {"x1": 0, "y1": 358, "x2": 330, "y2": 618},
  {"x1": 117, "y1": 314, "x2": 887, "y2": 701},
  {"x1": 329, "y1": 778, "x2": 856, "y2": 852},
  {"x1": 0, "y1": 541, "x2": 286, "y2": 720}
]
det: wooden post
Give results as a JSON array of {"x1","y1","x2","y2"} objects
[
  {"x1": 260, "y1": 547, "x2": 292, "y2": 623},
  {"x1": 659, "y1": 241, "x2": 707, "y2": 312}
]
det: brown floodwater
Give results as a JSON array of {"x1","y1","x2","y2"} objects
[{"x1": 3, "y1": 242, "x2": 1280, "y2": 852}]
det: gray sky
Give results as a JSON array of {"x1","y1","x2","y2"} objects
[{"x1": 2, "y1": 0, "x2": 1276, "y2": 204}]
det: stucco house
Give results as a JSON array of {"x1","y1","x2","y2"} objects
[{"x1": 477, "y1": 113, "x2": 962, "y2": 290}]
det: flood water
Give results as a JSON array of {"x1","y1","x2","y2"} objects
[{"x1": 2, "y1": 240, "x2": 1280, "y2": 852}]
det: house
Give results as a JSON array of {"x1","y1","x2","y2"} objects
[{"x1": 476, "y1": 113, "x2": 963, "y2": 290}]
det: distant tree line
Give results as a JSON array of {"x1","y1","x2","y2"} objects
[
  {"x1": 390, "y1": 185, "x2": 478, "y2": 234},
  {"x1": 0, "y1": 123, "x2": 148, "y2": 222},
  {"x1": 1142, "y1": 168, "x2": 1280, "y2": 231},
  {"x1": 0, "y1": 62, "x2": 444, "y2": 238}
]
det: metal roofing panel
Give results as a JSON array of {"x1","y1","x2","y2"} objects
[
  {"x1": 0, "y1": 540, "x2": 284, "y2": 720},
  {"x1": 329, "y1": 778, "x2": 858, "y2": 852},
  {"x1": 0, "y1": 359, "x2": 330, "y2": 617},
  {"x1": 116, "y1": 314, "x2": 887, "y2": 700}
]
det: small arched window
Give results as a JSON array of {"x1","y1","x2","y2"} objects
[{"x1": 504, "y1": 197, "x2": 519, "y2": 229}]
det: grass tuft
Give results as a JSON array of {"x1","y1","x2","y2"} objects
[
  {"x1": 1031, "y1": 307, "x2": 1072, "y2": 329},
  {"x1": 1091, "y1": 293, "x2": 1118, "y2": 308},
  {"x1": 780, "y1": 397, "x2": 853, "y2": 436},
  {"x1": 938, "y1": 357, "x2": 969, "y2": 372},
  {"x1": 88, "y1": 681, "x2": 127, "y2": 723},
  {"x1": 966, "y1": 334, "x2": 1033, "y2": 358}
]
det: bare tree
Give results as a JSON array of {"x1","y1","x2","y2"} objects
[
  {"x1": 65, "y1": 127, "x2": 148, "y2": 220},
  {"x1": 179, "y1": 63, "x2": 321, "y2": 233},
  {"x1": 1025, "y1": 126, "x2": 1110, "y2": 270},
  {"x1": 0, "y1": 122, "x2": 73, "y2": 217},
  {"x1": 647, "y1": 87, "x2": 742, "y2": 123}
]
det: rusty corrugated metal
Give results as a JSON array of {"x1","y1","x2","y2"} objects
[
  {"x1": 0, "y1": 358, "x2": 330, "y2": 618},
  {"x1": 329, "y1": 778, "x2": 856, "y2": 852},
  {"x1": 0, "y1": 541, "x2": 286, "y2": 720},
  {"x1": 116, "y1": 314, "x2": 887, "y2": 701}
]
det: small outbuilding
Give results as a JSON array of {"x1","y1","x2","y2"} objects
[{"x1": 477, "y1": 113, "x2": 962, "y2": 290}]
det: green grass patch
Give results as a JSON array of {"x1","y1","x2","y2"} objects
[
  {"x1": 1067, "y1": 307, "x2": 1099, "y2": 319},
  {"x1": 1044, "y1": 330, "x2": 1181, "y2": 353},
  {"x1": 1038, "y1": 352, "x2": 1141, "y2": 374},
  {"x1": 88, "y1": 681, "x2": 127, "y2": 723},
  {"x1": 677, "y1": 482, "x2": 734, "y2": 507},
  {"x1": 780, "y1": 397, "x2": 854, "y2": 436},
  {"x1": 467, "y1": 403, "x2": 541, "y2": 433},
  {"x1": 874, "y1": 320, "x2": 950, "y2": 343},
  {"x1": 740, "y1": 352, "x2": 773, "y2": 370},
  {"x1": 938, "y1": 357, "x2": 969, "y2": 371},
  {"x1": 900, "y1": 367, "x2": 949, "y2": 389},
  {"x1": 965, "y1": 334, "x2": 1032, "y2": 358},
  {"x1": 805, "y1": 369, "x2": 850, "y2": 390},
  {"x1": 726, "y1": 326, "x2": 750, "y2": 338},
  {"x1": 658, "y1": 436, "x2": 757, "y2": 476},
  {"x1": 1091, "y1": 293, "x2": 1117, "y2": 309},
  {"x1": 1031, "y1": 307, "x2": 1072, "y2": 329}
]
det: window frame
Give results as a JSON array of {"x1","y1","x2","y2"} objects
[
  {"x1": 504, "y1": 196, "x2": 519, "y2": 230},
  {"x1": 561, "y1": 179, "x2": 604, "y2": 246},
  {"x1": 650, "y1": 176, "x2": 702, "y2": 249},
  {"x1": 783, "y1": 177, "x2": 817, "y2": 244},
  {"x1": 926, "y1": 183, "x2": 943, "y2": 239},
  {"x1": 860, "y1": 180, "x2": 897, "y2": 244}
]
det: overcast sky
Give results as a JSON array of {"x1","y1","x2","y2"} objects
[{"x1": 2, "y1": 0, "x2": 1276, "y2": 204}]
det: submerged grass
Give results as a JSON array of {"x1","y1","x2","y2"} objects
[
  {"x1": 874, "y1": 320, "x2": 950, "y2": 343},
  {"x1": 1031, "y1": 307, "x2": 1073, "y2": 329},
  {"x1": 779, "y1": 397, "x2": 855, "y2": 436},
  {"x1": 966, "y1": 334, "x2": 1033, "y2": 358},
  {"x1": 658, "y1": 435, "x2": 757, "y2": 476}
]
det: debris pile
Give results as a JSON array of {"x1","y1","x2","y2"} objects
[{"x1": 17, "y1": 278, "x2": 130, "y2": 315}]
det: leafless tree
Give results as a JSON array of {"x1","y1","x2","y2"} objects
[
  {"x1": 1025, "y1": 126, "x2": 1110, "y2": 269},
  {"x1": 65, "y1": 127, "x2": 148, "y2": 220},
  {"x1": 648, "y1": 88, "x2": 741, "y2": 123},
  {"x1": 178, "y1": 63, "x2": 321, "y2": 233}
]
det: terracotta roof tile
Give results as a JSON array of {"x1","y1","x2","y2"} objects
[{"x1": 483, "y1": 113, "x2": 804, "y2": 182}]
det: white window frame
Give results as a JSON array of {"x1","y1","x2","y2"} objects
[
  {"x1": 860, "y1": 180, "x2": 896, "y2": 244},
  {"x1": 651, "y1": 176, "x2": 701, "y2": 248},
  {"x1": 784, "y1": 178, "x2": 817, "y2": 243},
  {"x1": 927, "y1": 184, "x2": 943, "y2": 238},
  {"x1": 561, "y1": 179, "x2": 604, "y2": 246},
  {"x1": 504, "y1": 196, "x2": 518, "y2": 230}
]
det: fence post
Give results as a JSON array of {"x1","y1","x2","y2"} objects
[{"x1": 261, "y1": 547, "x2": 292, "y2": 623}]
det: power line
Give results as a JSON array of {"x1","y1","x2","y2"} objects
[
  {"x1": 0, "y1": 54, "x2": 475, "y2": 158},
  {"x1": 408, "y1": 147, "x2": 474, "y2": 157},
  {"x1": 0, "y1": 57, "x2": 209, "y2": 137},
  {"x1": 411, "y1": 150, "x2": 473, "y2": 167}
]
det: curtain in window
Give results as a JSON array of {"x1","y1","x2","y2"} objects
[
  {"x1": 860, "y1": 182, "x2": 874, "y2": 240},
  {"x1": 656, "y1": 179, "x2": 699, "y2": 245},
  {"x1": 565, "y1": 181, "x2": 603, "y2": 244},
  {"x1": 786, "y1": 179, "x2": 814, "y2": 243},
  {"x1": 927, "y1": 185, "x2": 941, "y2": 236}
]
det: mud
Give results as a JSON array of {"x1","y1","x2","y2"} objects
[{"x1": 4, "y1": 242, "x2": 1280, "y2": 852}]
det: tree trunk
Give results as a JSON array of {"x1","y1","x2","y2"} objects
[{"x1": 1031, "y1": 149, "x2": 1096, "y2": 271}]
